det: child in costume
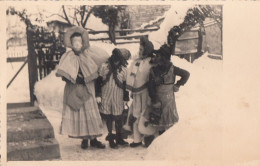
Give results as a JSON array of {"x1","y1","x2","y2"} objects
[
  {"x1": 126, "y1": 36, "x2": 155, "y2": 148},
  {"x1": 95, "y1": 48, "x2": 130, "y2": 149},
  {"x1": 56, "y1": 26, "x2": 109, "y2": 149},
  {"x1": 148, "y1": 44, "x2": 190, "y2": 135}
]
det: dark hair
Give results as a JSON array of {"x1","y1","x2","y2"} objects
[
  {"x1": 70, "y1": 32, "x2": 82, "y2": 42},
  {"x1": 140, "y1": 36, "x2": 154, "y2": 58},
  {"x1": 108, "y1": 48, "x2": 128, "y2": 72}
]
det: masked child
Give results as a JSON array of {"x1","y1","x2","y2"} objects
[
  {"x1": 148, "y1": 44, "x2": 190, "y2": 134},
  {"x1": 126, "y1": 36, "x2": 156, "y2": 148},
  {"x1": 56, "y1": 26, "x2": 109, "y2": 149},
  {"x1": 95, "y1": 48, "x2": 130, "y2": 149}
]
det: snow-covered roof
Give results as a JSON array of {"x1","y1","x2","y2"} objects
[{"x1": 45, "y1": 14, "x2": 69, "y2": 25}]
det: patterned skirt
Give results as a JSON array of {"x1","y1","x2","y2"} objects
[
  {"x1": 152, "y1": 91, "x2": 179, "y2": 129},
  {"x1": 60, "y1": 82, "x2": 103, "y2": 139}
]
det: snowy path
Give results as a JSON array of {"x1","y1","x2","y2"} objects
[{"x1": 40, "y1": 105, "x2": 147, "y2": 161}]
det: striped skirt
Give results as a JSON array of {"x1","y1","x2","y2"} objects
[{"x1": 60, "y1": 82, "x2": 103, "y2": 139}]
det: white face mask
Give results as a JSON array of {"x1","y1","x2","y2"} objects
[{"x1": 71, "y1": 36, "x2": 83, "y2": 52}]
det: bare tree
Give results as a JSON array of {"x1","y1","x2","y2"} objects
[
  {"x1": 60, "y1": 5, "x2": 96, "y2": 29},
  {"x1": 6, "y1": 7, "x2": 33, "y2": 28}
]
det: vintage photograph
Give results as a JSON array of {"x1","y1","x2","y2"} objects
[{"x1": 6, "y1": 3, "x2": 224, "y2": 162}]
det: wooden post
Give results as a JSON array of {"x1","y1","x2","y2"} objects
[
  {"x1": 197, "y1": 28, "x2": 203, "y2": 53},
  {"x1": 26, "y1": 28, "x2": 38, "y2": 106}
]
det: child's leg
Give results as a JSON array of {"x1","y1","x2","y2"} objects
[
  {"x1": 130, "y1": 118, "x2": 143, "y2": 147},
  {"x1": 104, "y1": 114, "x2": 118, "y2": 149},
  {"x1": 106, "y1": 114, "x2": 113, "y2": 134},
  {"x1": 133, "y1": 120, "x2": 142, "y2": 143},
  {"x1": 114, "y1": 115, "x2": 128, "y2": 145}
]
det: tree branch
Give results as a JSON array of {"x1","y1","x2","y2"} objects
[
  {"x1": 80, "y1": 6, "x2": 86, "y2": 27},
  {"x1": 83, "y1": 6, "x2": 95, "y2": 28},
  {"x1": 74, "y1": 8, "x2": 80, "y2": 26},
  {"x1": 7, "y1": 7, "x2": 33, "y2": 28},
  {"x1": 62, "y1": 5, "x2": 72, "y2": 25}
]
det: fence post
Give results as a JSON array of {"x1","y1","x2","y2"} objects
[{"x1": 26, "y1": 28, "x2": 38, "y2": 106}]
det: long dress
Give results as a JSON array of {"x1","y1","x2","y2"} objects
[
  {"x1": 56, "y1": 50, "x2": 108, "y2": 139},
  {"x1": 148, "y1": 64, "x2": 190, "y2": 129},
  {"x1": 60, "y1": 69, "x2": 103, "y2": 139}
]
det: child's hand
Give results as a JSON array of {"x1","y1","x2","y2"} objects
[
  {"x1": 173, "y1": 85, "x2": 180, "y2": 92},
  {"x1": 123, "y1": 101, "x2": 128, "y2": 106},
  {"x1": 96, "y1": 97, "x2": 101, "y2": 103}
]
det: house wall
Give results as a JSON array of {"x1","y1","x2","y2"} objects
[
  {"x1": 126, "y1": 5, "x2": 171, "y2": 29},
  {"x1": 204, "y1": 23, "x2": 222, "y2": 55}
]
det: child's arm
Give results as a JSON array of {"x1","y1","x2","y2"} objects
[
  {"x1": 122, "y1": 67, "x2": 129, "y2": 102},
  {"x1": 62, "y1": 76, "x2": 71, "y2": 83},
  {"x1": 148, "y1": 69, "x2": 157, "y2": 103},
  {"x1": 95, "y1": 76, "x2": 103, "y2": 98},
  {"x1": 95, "y1": 64, "x2": 106, "y2": 98},
  {"x1": 123, "y1": 81, "x2": 130, "y2": 102},
  {"x1": 174, "y1": 66, "x2": 190, "y2": 87}
]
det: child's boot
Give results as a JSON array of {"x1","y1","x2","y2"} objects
[
  {"x1": 105, "y1": 134, "x2": 118, "y2": 149},
  {"x1": 81, "y1": 139, "x2": 88, "y2": 149},
  {"x1": 115, "y1": 116, "x2": 129, "y2": 146}
]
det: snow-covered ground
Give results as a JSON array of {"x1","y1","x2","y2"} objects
[{"x1": 7, "y1": 62, "x2": 30, "y2": 103}]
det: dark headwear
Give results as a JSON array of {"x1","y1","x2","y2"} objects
[
  {"x1": 118, "y1": 48, "x2": 131, "y2": 60},
  {"x1": 155, "y1": 44, "x2": 172, "y2": 61},
  {"x1": 108, "y1": 48, "x2": 129, "y2": 72},
  {"x1": 140, "y1": 36, "x2": 154, "y2": 57}
]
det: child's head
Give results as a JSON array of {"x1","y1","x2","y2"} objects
[
  {"x1": 70, "y1": 32, "x2": 83, "y2": 52},
  {"x1": 139, "y1": 36, "x2": 154, "y2": 58},
  {"x1": 154, "y1": 44, "x2": 172, "y2": 65},
  {"x1": 108, "y1": 48, "x2": 129, "y2": 71}
]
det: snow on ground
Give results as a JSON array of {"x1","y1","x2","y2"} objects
[
  {"x1": 7, "y1": 62, "x2": 30, "y2": 103},
  {"x1": 145, "y1": 53, "x2": 224, "y2": 165},
  {"x1": 39, "y1": 104, "x2": 147, "y2": 161}
]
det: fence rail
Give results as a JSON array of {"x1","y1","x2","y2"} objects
[
  {"x1": 88, "y1": 27, "x2": 159, "y2": 34},
  {"x1": 60, "y1": 28, "x2": 159, "y2": 44},
  {"x1": 7, "y1": 56, "x2": 27, "y2": 63}
]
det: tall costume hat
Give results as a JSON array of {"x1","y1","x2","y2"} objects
[{"x1": 154, "y1": 44, "x2": 172, "y2": 60}]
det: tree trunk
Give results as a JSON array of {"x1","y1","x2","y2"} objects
[{"x1": 108, "y1": 23, "x2": 116, "y2": 44}]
